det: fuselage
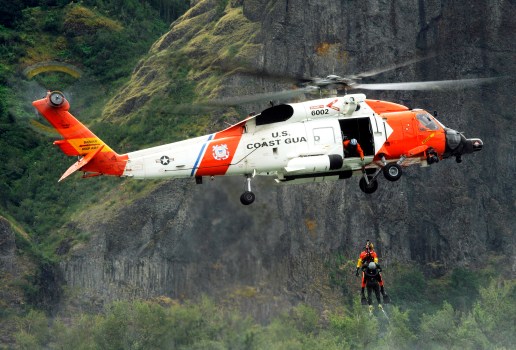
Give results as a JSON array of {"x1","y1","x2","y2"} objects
[
  {"x1": 32, "y1": 91, "x2": 483, "y2": 197},
  {"x1": 121, "y1": 93, "x2": 472, "y2": 182}
]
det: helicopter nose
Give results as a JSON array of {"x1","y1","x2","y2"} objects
[
  {"x1": 466, "y1": 138, "x2": 483, "y2": 153},
  {"x1": 444, "y1": 129, "x2": 483, "y2": 162},
  {"x1": 456, "y1": 136, "x2": 483, "y2": 155}
]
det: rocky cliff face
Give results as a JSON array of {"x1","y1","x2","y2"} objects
[
  {"x1": 0, "y1": 217, "x2": 35, "y2": 342},
  {"x1": 61, "y1": 0, "x2": 515, "y2": 319}
]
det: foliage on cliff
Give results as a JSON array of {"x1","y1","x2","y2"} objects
[
  {"x1": 0, "y1": 0, "x2": 189, "y2": 344},
  {"x1": 0, "y1": 0, "x2": 181, "y2": 249},
  {"x1": 12, "y1": 279, "x2": 516, "y2": 349},
  {"x1": 101, "y1": 1, "x2": 262, "y2": 148}
]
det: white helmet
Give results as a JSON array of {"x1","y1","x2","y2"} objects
[
  {"x1": 350, "y1": 138, "x2": 358, "y2": 146},
  {"x1": 368, "y1": 262, "x2": 376, "y2": 269}
]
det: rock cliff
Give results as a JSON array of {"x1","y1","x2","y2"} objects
[
  {"x1": 0, "y1": 217, "x2": 36, "y2": 342},
  {"x1": 61, "y1": 0, "x2": 515, "y2": 319}
]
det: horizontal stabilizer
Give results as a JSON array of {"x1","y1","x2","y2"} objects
[{"x1": 59, "y1": 145, "x2": 104, "y2": 182}]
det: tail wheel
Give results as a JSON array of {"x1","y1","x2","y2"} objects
[
  {"x1": 240, "y1": 191, "x2": 255, "y2": 205},
  {"x1": 359, "y1": 175, "x2": 378, "y2": 194},
  {"x1": 383, "y1": 163, "x2": 402, "y2": 181}
]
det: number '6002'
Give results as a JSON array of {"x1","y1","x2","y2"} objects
[{"x1": 311, "y1": 109, "x2": 329, "y2": 116}]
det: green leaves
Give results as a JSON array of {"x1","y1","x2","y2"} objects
[
  {"x1": 473, "y1": 280, "x2": 516, "y2": 348},
  {"x1": 10, "y1": 280, "x2": 516, "y2": 349}
]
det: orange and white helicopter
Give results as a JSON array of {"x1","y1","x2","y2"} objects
[{"x1": 32, "y1": 71, "x2": 490, "y2": 205}]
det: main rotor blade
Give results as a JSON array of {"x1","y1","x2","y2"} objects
[
  {"x1": 202, "y1": 86, "x2": 320, "y2": 106},
  {"x1": 352, "y1": 77, "x2": 501, "y2": 90},
  {"x1": 349, "y1": 53, "x2": 437, "y2": 80},
  {"x1": 232, "y1": 67, "x2": 312, "y2": 84},
  {"x1": 213, "y1": 60, "x2": 312, "y2": 84}
]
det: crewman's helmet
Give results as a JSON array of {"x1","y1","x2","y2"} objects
[
  {"x1": 365, "y1": 241, "x2": 374, "y2": 250},
  {"x1": 350, "y1": 138, "x2": 358, "y2": 146},
  {"x1": 368, "y1": 262, "x2": 376, "y2": 270}
]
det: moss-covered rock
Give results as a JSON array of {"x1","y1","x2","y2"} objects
[
  {"x1": 103, "y1": 0, "x2": 262, "y2": 125},
  {"x1": 63, "y1": 5, "x2": 123, "y2": 37}
]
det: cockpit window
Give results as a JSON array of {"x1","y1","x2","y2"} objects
[{"x1": 416, "y1": 112, "x2": 440, "y2": 131}]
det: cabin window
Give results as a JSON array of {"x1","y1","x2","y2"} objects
[
  {"x1": 416, "y1": 113, "x2": 439, "y2": 130},
  {"x1": 256, "y1": 104, "x2": 294, "y2": 125},
  {"x1": 313, "y1": 127, "x2": 335, "y2": 145}
]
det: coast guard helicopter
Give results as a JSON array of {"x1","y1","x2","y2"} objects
[{"x1": 32, "y1": 67, "x2": 490, "y2": 205}]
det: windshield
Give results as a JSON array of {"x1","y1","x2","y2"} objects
[{"x1": 416, "y1": 112, "x2": 440, "y2": 131}]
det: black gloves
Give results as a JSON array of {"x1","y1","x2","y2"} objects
[{"x1": 355, "y1": 268, "x2": 360, "y2": 277}]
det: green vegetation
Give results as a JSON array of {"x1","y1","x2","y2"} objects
[
  {"x1": 1, "y1": 1, "x2": 259, "y2": 324},
  {"x1": 100, "y1": 53, "x2": 210, "y2": 151},
  {"x1": 0, "y1": 0, "x2": 177, "y2": 241},
  {"x1": 10, "y1": 279, "x2": 516, "y2": 349},
  {"x1": 325, "y1": 254, "x2": 516, "y2": 348},
  {"x1": 101, "y1": 3, "x2": 261, "y2": 144},
  {"x1": 0, "y1": 0, "x2": 189, "y2": 331}
]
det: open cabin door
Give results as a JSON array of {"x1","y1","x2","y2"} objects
[{"x1": 338, "y1": 117, "x2": 375, "y2": 156}]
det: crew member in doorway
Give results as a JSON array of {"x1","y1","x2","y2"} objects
[{"x1": 343, "y1": 138, "x2": 364, "y2": 160}]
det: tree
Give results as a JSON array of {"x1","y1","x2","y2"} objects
[
  {"x1": 0, "y1": 2, "x2": 24, "y2": 28},
  {"x1": 378, "y1": 306, "x2": 417, "y2": 350},
  {"x1": 419, "y1": 302, "x2": 456, "y2": 349},
  {"x1": 14, "y1": 310, "x2": 50, "y2": 349},
  {"x1": 328, "y1": 299, "x2": 377, "y2": 349},
  {"x1": 472, "y1": 280, "x2": 516, "y2": 348}
]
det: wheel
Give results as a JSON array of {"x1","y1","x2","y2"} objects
[
  {"x1": 383, "y1": 163, "x2": 402, "y2": 181},
  {"x1": 359, "y1": 175, "x2": 378, "y2": 194},
  {"x1": 240, "y1": 191, "x2": 255, "y2": 205}
]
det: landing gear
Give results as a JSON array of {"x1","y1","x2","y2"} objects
[
  {"x1": 359, "y1": 174, "x2": 378, "y2": 194},
  {"x1": 240, "y1": 191, "x2": 255, "y2": 205},
  {"x1": 383, "y1": 163, "x2": 402, "y2": 181},
  {"x1": 358, "y1": 155, "x2": 405, "y2": 193},
  {"x1": 240, "y1": 174, "x2": 255, "y2": 205},
  {"x1": 427, "y1": 149, "x2": 439, "y2": 164}
]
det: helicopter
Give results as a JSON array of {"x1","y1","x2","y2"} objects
[{"x1": 32, "y1": 67, "x2": 491, "y2": 205}]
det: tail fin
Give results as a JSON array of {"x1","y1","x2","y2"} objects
[{"x1": 32, "y1": 91, "x2": 128, "y2": 181}]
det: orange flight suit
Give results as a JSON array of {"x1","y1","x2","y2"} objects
[
  {"x1": 343, "y1": 140, "x2": 365, "y2": 159},
  {"x1": 357, "y1": 249, "x2": 384, "y2": 288}
]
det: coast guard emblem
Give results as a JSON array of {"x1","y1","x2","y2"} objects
[{"x1": 212, "y1": 144, "x2": 229, "y2": 160}]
